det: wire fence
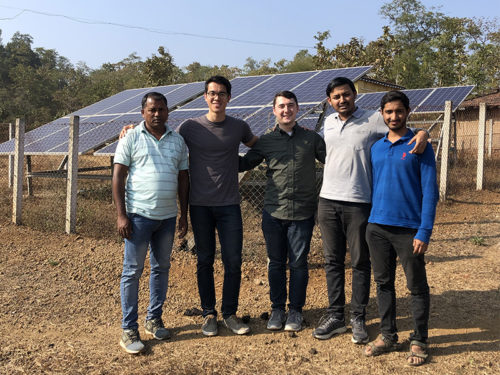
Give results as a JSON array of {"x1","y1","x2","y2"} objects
[{"x1": 0, "y1": 104, "x2": 498, "y2": 257}]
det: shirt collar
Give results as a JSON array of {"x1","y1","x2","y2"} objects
[
  {"x1": 334, "y1": 107, "x2": 365, "y2": 121},
  {"x1": 383, "y1": 128, "x2": 415, "y2": 143},
  {"x1": 138, "y1": 120, "x2": 171, "y2": 136}
]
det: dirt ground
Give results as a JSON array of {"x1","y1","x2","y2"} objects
[{"x1": 0, "y1": 190, "x2": 499, "y2": 375}]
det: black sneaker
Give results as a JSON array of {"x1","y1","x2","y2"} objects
[
  {"x1": 350, "y1": 316, "x2": 369, "y2": 344},
  {"x1": 312, "y1": 314, "x2": 347, "y2": 340},
  {"x1": 267, "y1": 309, "x2": 286, "y2": 330}
]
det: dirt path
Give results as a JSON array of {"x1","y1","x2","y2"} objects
[{"x1": 0, "y1": 190, "x2": 499, "y2": 374}]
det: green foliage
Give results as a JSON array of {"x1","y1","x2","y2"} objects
[{"x1": 470, "y1": 235, "x2": 485, "y2": 246}]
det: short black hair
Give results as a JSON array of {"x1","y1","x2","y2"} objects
[
  {"x1": 205, "y1": 75, "x2": 231, "y2": 96},
  {"x1": 141, "y1": 92, "x2": 168, "y2": 109},
  {"x1": 325, "y1": 77, "x2": 357, "y2": 97},
  {"x1": 273, "y1": 90, "x2": 298, "y2": 107},
  {"x1": 380, "y1": 90, "x2": 410, "y2": 111}
]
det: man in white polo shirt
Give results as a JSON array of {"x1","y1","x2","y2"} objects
[{"x1": 113, "y1": 92, "x2": 189, "y2": 354}]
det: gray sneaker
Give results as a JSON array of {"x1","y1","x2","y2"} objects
[
  {"x1": 144, "y1": 318, "x2": 171, "y2": 340},
  {"x1": 267, "y1": 309, "x2": 286, "y2": 330},
  {"x1": 224, "y1": 315, "x2": 250, "y2": 335},
  {"x1": 312, "y1": 314, "x2": 347, "y2": 340},
  {"x1": 284, "y1": 310, "x2": 303, "y2": 332},
  {"x1": 350, "y1": 316, "x2": 369, "y2": 344},
  {"x1": 120, "y1": 329, "x2": 145, "y2": 354},
  {"x1": 202, "y1": 314, "x2": 218, "y2": 337}
]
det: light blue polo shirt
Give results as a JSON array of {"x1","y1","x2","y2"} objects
[{"x1": 114, "y1": 121, "x2": 188, "y2": 220}]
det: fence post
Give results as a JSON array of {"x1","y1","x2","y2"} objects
[
  {"x1": 8, "y1": 122, "x2": 14, "y2": 188},
  {"x1": 476, "y1": 103, "x2": 486, "y2": 190},
  {"x1": 65, "y1": 116, "x2": 79, "y2": 234},
  {"x1": 488, "y1": 118, "x2": 493, "y2": 158},
  {"x1": 439, "y1": 101, "x2": 452, "y2": 202},
  {"x1": 12, "y1": 118, "x2": 25, "y2": 224}
]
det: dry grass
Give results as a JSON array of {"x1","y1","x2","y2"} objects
[{"x1": 0, "y1": 187, "x2": 499, "y2": 374}]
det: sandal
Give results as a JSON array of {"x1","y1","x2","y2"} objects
[
  {"x1": 407, "y1": 340, "x2": 429, "y2": 366},
  {"x1": 364, "y1": 334, "x2": 398, "y2": 357}
]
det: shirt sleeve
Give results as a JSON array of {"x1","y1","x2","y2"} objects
[
  {"x1": 241, "y1": 120, "x2": 255, "y2": 144},
  {"x1": 239, "y1": 138, "x2": 265, "y2": 172},
  {"x1": 315, "y1": 133, "x2": 326, "y2": 164},
  {"x1": 178, "y1": 138, "x2": 189, "y2": 171},
  {"x1": 113, "y1": 132, "x2": 133, "y2": 167},
  {"x1": 415, "y1": 144, "x2": 439, "y2": 243}
]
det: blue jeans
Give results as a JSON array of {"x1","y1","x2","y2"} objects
[
  {"x1": 262, "y1": 210, "x2": 315, "y2": 312},
  {"x1": 366, "y1": 223, "x2": 430, "y2": 343},
  {"x1": 120, "y1": 213, "x2": 176, "y2": 330},
  {"x1": 318, "y1": 197, "x2": 372, "y2": 321},
  {"x1": 190, "y1": 205, "x2": 243, "y2": 319}
]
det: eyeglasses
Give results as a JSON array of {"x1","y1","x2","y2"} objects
[{"x1": 206, "y1": 91, "x2": 228, "y2": 99}]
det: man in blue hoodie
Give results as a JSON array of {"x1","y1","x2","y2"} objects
[{"x1": 363, "y1": 91, "x2": 438, "y2": 367}]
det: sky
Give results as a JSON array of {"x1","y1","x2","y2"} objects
[{"x1": 0, "y1": 0, "x2": 498, "y2": 71}]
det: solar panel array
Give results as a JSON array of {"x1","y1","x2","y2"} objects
[
  {"x1": 0, "y1": 68, "x2": 474, "y2": 157},
  {"x1": 0, "y1": 81, "x2": 204, "y2": 155},
  {"x1": 354, "y1": 85, "x2": 474, "y2": 113},
  {"x1": 95, "y1": 66, "x2": 373, "y2": 155}
]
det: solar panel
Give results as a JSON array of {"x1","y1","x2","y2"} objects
[
  {"x1": 294, "y1": 66, "x2": 372, "y2": 103},
  {"x1": 229, "y1": 71, "x2": 316, "y2": 106},
  {"x1": 0, "y1": 69, "x2": 474, "y2": 157},
  {"x1": 415, "y1": 85, "x2": 474, "y2": 113},
  {"x1": 0, "y1": 82, "x2": 205, "y2": 155},
  {"x1": 180, "y1": 75, "x2": 272, "y2": 110}
]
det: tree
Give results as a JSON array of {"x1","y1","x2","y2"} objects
[{"x1": 143, "y1": 47, "x2": 183, "y2": 86}]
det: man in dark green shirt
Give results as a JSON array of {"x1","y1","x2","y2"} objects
[{"x1": 239, "y1": 91, "x2": 326, "y2": 332}]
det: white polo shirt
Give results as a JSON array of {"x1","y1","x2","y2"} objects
[{"x1": 114, "y1": 121, "x2": 188, "y2": 220}]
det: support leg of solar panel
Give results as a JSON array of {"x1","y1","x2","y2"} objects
[
  {"x1": 66, "y1": 116, "x2": 79, "y2": 234},
  {"x1": 476, "y1": 103, "x2": 486, "y2": 191},
  {"x1": 12, "y1": 118, "x2": 25, "y2": 225},
  {"x1": 439, "y1": 101, "x2": 452, "y2": 202},
  {"x1": 27, "y1": 156, "x2": 33, "y2": 196}
]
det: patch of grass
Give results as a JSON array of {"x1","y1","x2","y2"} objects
[
  {"x1": 470, "y1": 235, "x2": 485, "y2": 246},
  {"x1": 47, "y1": 258, "x2": 59, "y2": 266}
]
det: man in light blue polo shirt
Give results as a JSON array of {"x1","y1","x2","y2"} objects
[{"x1": 113, "y1": 92, "x2": 189, "y2": 354}]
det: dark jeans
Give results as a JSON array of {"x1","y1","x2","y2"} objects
[
  {"x1": 262, "y1": 210, "x2": 315, "y2": 312},
  {"x1": 190, "y1": 204, "x2": 243, "y2": 319},
  {"x1": 366, "y1": 223, "x2": 430, "y2": 343},
  {"x1": 318, "y1": 197, "x2": 372, "y2": 321}
]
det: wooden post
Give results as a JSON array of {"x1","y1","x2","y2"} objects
[
  {"x1": 65, "y1": 116, "x2": 79, "y2": 234},
  {"x1": 439, "y1": 101, "x2": 452, "y2": 202},
  {"x1": 12, "y1": 118, "x2": 25, "y2": 225},
  {"x1": 488, "y1": 119, "x2": 493, "y2": 158},
  {"x1": 26, "y1": 155, "x2": 33, "y2": 196},
  {"x1": 476, "y1": 103, "x2": 486, "y2": 190},
  {"x1": 8, "y1": 123, "x2": 14, "y2": 188}
]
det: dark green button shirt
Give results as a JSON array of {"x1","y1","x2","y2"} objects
[{"x1": 239, "y1": 124, "x2": 326, "y2": 220}]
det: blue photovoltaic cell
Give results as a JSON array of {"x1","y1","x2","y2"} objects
[
  {"x1": 355, "y1": 89, "x2": 433, "y2": 111},
  {"x1": 294, "y1": 67, "x2": 372, "y2": 103},
  {"x1": 94, "y1": 140, "x2": 119, "y2": 155},
  {"x1": 164, "y1": 82, "x2": 205, "y2": 108},
  {"x1": 416, "y1": 85, "x2": 474, "y2": 113},
  {"x1": 229, "y1": 71, "x2": 316, "y2": 106},
  {"x1": 166, "y1": 109, "x2": 210, "y2": 131},
  {"x1": 180, "y1": 75, "x2": 272, "y2": 109},
  {"x1": 73, "y1": 88, "x2": 148, "y2": 116}
]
